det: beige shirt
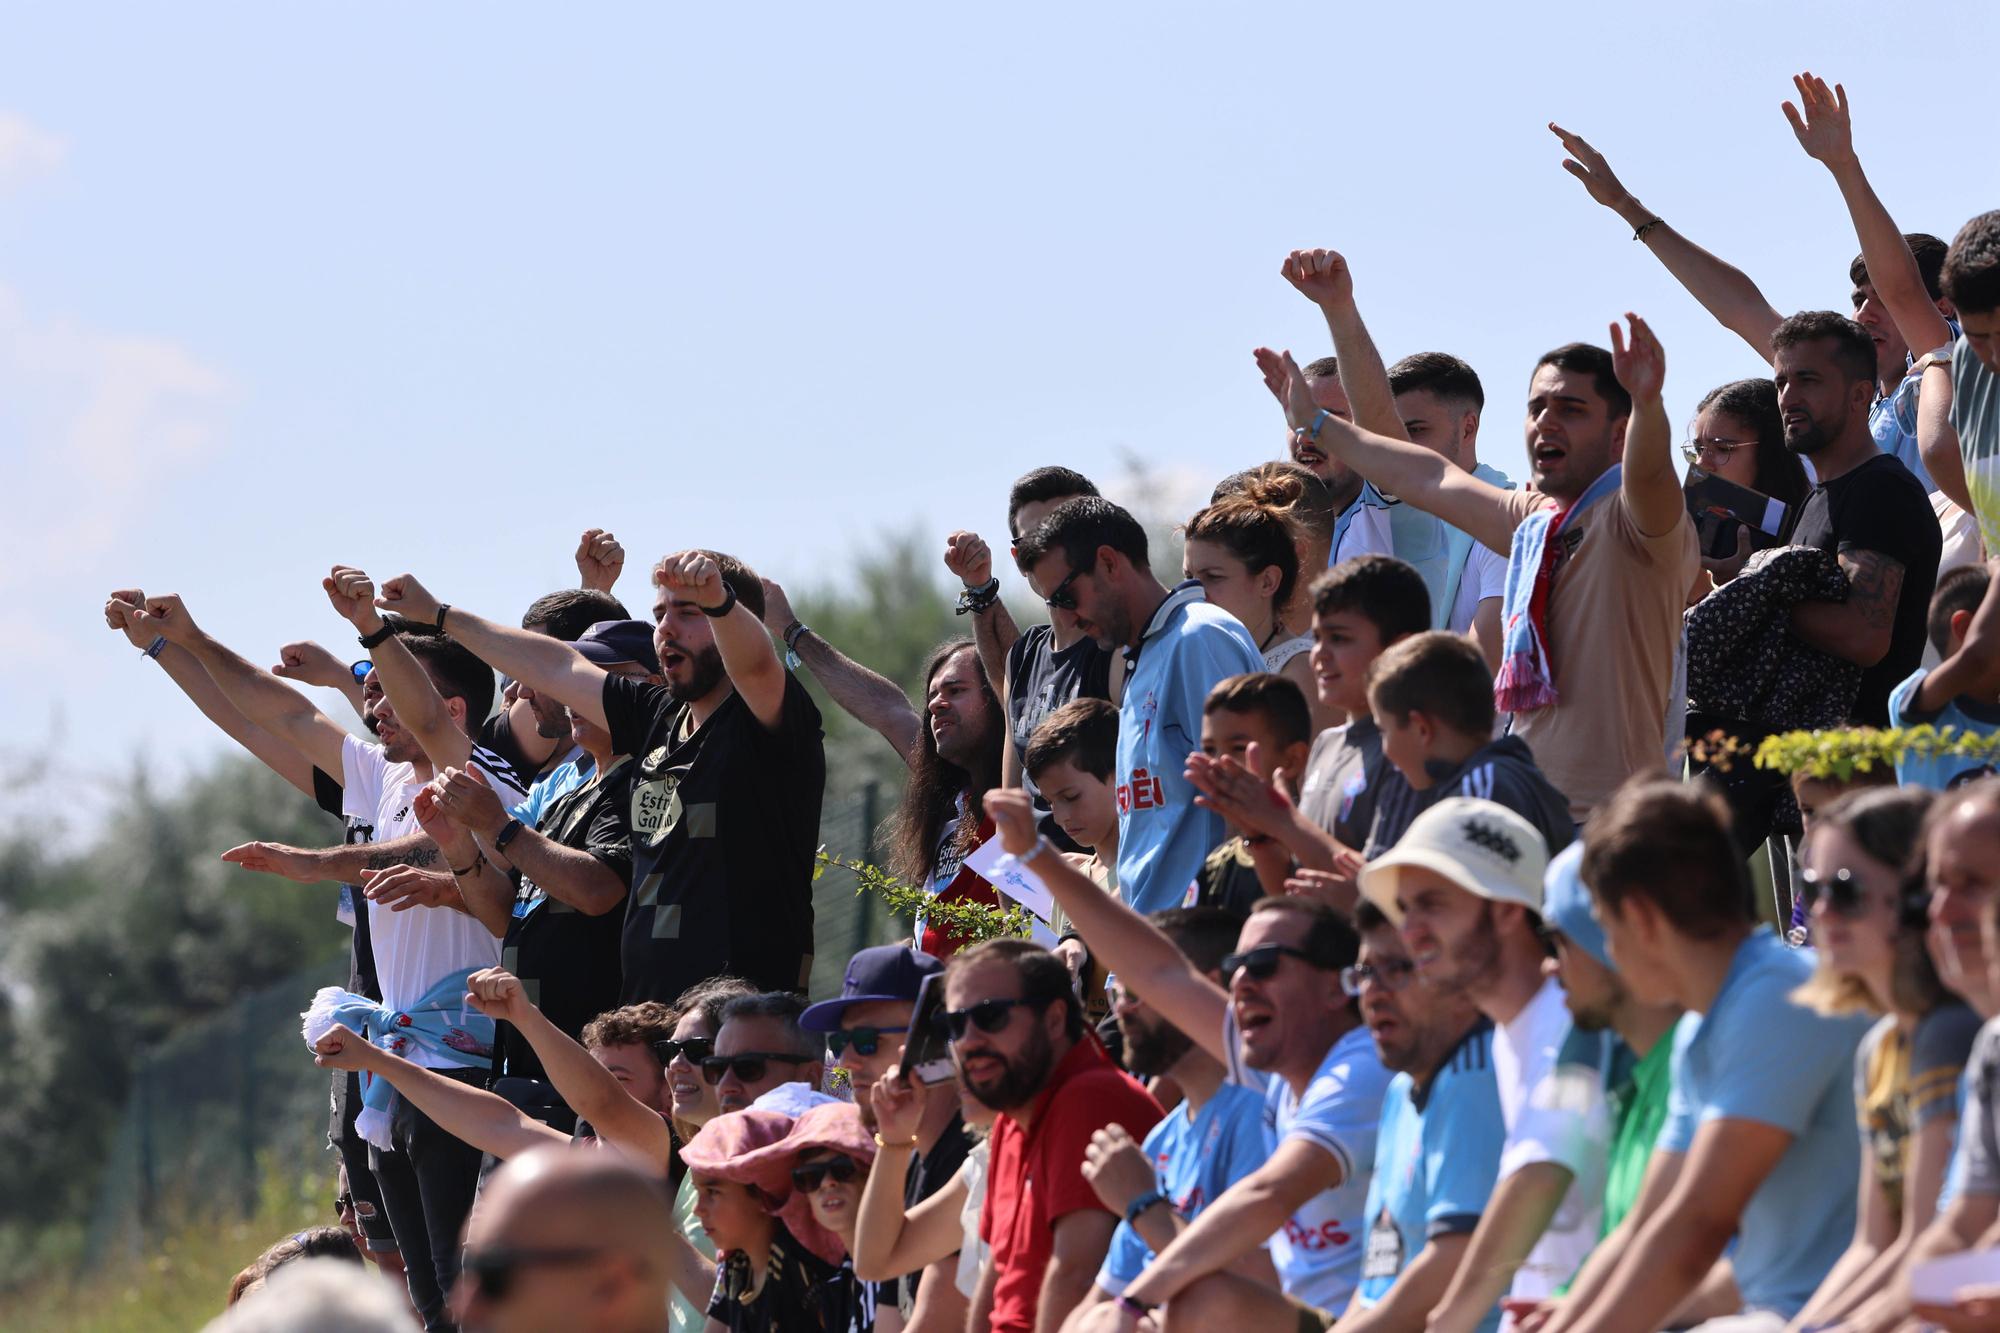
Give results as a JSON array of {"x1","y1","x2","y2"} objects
[{"x1": 1500, "y1": 483, "x2": 1699, "y2": 822}]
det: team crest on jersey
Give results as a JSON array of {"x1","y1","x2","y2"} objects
[{"x1": 633, "y1": 773, "x2": 684, "y2": 847}]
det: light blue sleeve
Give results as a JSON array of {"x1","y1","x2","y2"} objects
[
  {"x1": 1424, "y1": 1064, "x2": 1507, "y2": 1234},
  {"x1": 1288, "y1": 1058, "x2": 1389, "y2": 1185},
  {"x1": 1206, "y1": 1090, "x2": 1276, "y2": 1211},
  {"x1": 1702, "y1": 980, "x2": 1866, "y2": 1134},
  {"x1": 1658, "y1": 1014, "x2": 1701, "y2": 1155},
  {"x1": 1890, "y1": 668, "x2": 1938, "y2": 727},
  {"x1": 512, "y1": 775, "x2": 551, "y2": 825},
  {"x1": 1095, "y1": 1216, "x2": 1149, "y2": 1295}
]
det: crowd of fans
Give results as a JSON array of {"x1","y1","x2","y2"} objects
[{"x1": 104, "y1": 72, "x2": 2000, "y2": 1333}]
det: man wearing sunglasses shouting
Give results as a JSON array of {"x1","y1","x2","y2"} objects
[
  {"x1": 982, "y1": 787, "x2": 1387, "y2": 1333},
  {"x1": 1014, "y1": 497, "x2": 1264, "y2": 916},
  {"x1": 943, "y1": 936, "x2": 1164, "y2": 1333},
  {"x1": 450, "y1": 1146, "x2": 676, "y2": 1333}
]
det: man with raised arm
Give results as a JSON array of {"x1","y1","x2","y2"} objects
[
  {"x1": 979, "y1": 788, "x2": 1389, "y2": 1329},
  {"x1": 372, "y1": 551, "x2": 826, "y2": 1002},
  {"x1": 1266, "y1": 309, "x2": 1695, "y2": 823},
  {"x1": 1549, "y1": 85, "x2": 1959, "y2": 494},
  {"x1": 1276, "y1": 248, "x2": 1512, "y2": 665}
]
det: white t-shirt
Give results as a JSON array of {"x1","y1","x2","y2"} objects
[
  {"x1": 1448, "y1": 541, "x2": 1509, "y2": 637},
  {"x1": 340, "y1": 734, "x2": 522, "y2": 1066},
  {"x1": 1491, "y1": 977, "x2": 1610, "y2": 1300}
]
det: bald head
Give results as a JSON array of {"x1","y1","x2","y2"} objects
[{"x1": 452, "y1": 1148, "x2": 675, "y2": 1333}]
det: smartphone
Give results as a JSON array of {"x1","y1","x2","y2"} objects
[{"x1": 898, "y1": 973, "x2": 957, "y2": 1087}]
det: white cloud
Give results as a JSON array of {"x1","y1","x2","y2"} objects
[{"x1": 0, "y1": 111, "x2": 67, "y2": 192}]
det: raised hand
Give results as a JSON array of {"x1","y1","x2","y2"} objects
[
  {"x1": 375, "y1": 572, "x2": 441, "y2": 627},
  {"x1": 324, "y1": 566, "x2": 383, "y2": 631},
  {"x1": 273, "y1": 640, "x2": 351, "y2": 687},
  {"x1": 1252, "y1": 347, "x2": 1319, "y2": 432},
  {"x1": 868, "y1": 1070, "x2": 925, "y2": 1144},
  {"x1": 1281, "y1": 248, "x2": 1355, "y2": 310},
  {"x1": 131, "y1": 592, "x2": 199, "y2": 646},
  {"x1": 1609, "y1": 313, "x2": 1666, "y2": 403},
  {"x1": 759, "y1": 577, "x2": 798, "y2": 635},
  {"x1": 435, "y1": 765, "x2": 508, "y2": 839},
  {"x1": 1185, "y1": 743, "x2": 1296, "y2": 842},
  {"x1": 221, "y1": 840, "x2": 328, "y2": 882},
  {"x1": 313, "y1": 1024, "x2": 380, "y2": 1073},
  {"x1": 359, "y1": 865, "x2": 461, "y2": 913},
  {"x1": 105, "y1": 589, "x2": 153, "y2": 648},
  {"x1": 1284, "y1": 858, "x2": 1362, "y2": 911},
  {"x1": 654, "y1": 551, "x2": 726, "y2": 611},
  {"x1": 1081, "y1": 1124, "x2": 1157, "y2": 1216},
  {"x1": 983, "y1": 787, "x2": 1040, "y2": 856},
  {"x1": 1782, "y1": 72, "x2": 1854, "y2": 168},
  {"x1": 575, "y1": 528, "x2": 626, "y2": 593},
  {"x1": 943, "y1": 531, "x2": 994, "y2": 589},
  {"x1": 464, "y1": 966, "x2": 535, "y2": 1025},
  {"x1": 1549, "y1": 123, "x2": 1636, "y2": 213}
]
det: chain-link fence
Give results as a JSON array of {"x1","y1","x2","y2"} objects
[{"x1": 80, "y1": 784, "x2": 899, "y2": 1269}]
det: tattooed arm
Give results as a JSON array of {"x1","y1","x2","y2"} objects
[
  {"x1": 219, "y1": 831, "x2": 441, "y2": 883},
  {"x1": 1789, "y1": 548, "x2": 1906, "y2": 668}
]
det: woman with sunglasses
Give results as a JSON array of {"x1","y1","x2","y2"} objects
[{"x1": 1787, "y1": 786, "x2": 1982, "y2": 1331}]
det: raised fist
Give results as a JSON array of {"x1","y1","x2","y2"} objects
[
  {"x1": 131, "y1": 592, "x2": 199, "y2": 646},
  {"x1": 324, "y1": 566, "x2": 384, "y2": 632},
  {"x1": 376, "y1": 572, "x2": 442, "y2": 628},
  {"x1": 576, "y1": 528, "x2": 626, "y2": 593},
  {"x1": 944, "y1": 531, "x2": 994, "y2": 589},
  {"x1": 273, "y1": 640, "x2": 351, "y2": 687},
  {"x1": 1281, "y1": 248, "x2": 1355, "y2": 310},
  {"x1": 464, "y1": 967, "x2": 534, "y2": 1024},
  {"x1": 654, "y1": 551, "x2": 726, "y2": 611}
]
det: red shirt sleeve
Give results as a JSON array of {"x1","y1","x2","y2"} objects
[{"x1": 1038, "y1": 1072, "x2": 1165, "y2": 1221}]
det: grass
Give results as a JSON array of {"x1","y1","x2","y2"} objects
[{"x1": 0, "y1": 1156, "x2": 340, "y2": 1333}]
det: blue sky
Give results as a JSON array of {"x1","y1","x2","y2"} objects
[{"x1": 3, "y1": 2, "x2": 1994, "y2": 839}]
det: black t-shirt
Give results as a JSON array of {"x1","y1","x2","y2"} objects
[
  {"x1": 1789, "y1": 453, "x2": 1941, "y2": 725},
  {"x1": 707, "y1": 1230, "x2": 852, "y2": 1332},
  {"x1": 476, "y1": 711, "x2": 546, "y2": 793},
  {"x1": 1005, "y1": 625, "x2": 1114, "y2": 840},
  {"x1": 496, "y1": 755, "x2": 634, "y2": 1080},
  {"x1": 602, "y1": 671, "x2": 826, "y2": 1002},
  {"x1": 1190, "y1": 837, "x2": 1266, "y2": 916},
  {"x1": 893, "y1": 1114, "x2": 972, "y2": 1314}
]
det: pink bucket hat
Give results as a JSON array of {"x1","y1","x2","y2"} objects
[{"x1": 731, "y1": 1102, "x2": 880, "y2": 1266}]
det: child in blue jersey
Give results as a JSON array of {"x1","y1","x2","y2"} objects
[
  {"x1": 1088, "y1": 908, "x2": 1275, "y2": 1299},
  {"x1": 1890, "y1": 565, "x2": 2000, "y2": 791}
]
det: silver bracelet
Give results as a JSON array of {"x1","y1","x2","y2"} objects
[{"x1": 990, "y1": 836, "x2": 1053, "y2": 881}]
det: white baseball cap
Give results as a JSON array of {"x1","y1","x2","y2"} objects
[{"x1": 1358, "y1": 797, "x2": 1551, "y2": 925}]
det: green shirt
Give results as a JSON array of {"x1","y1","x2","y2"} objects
[{"x1": 1603, "y1": 1032, "x2": 1675, "y2": 1237}]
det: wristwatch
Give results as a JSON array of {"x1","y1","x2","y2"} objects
[
  {"x1": 358, "y1": 622, "x2": 396, "y2": 650},
  {"x1": 494, "y1": 818, "x2": 525, "y2": 854},
  {"x1": 700, "y1": 583, "x2": 738, "y2": 618}
]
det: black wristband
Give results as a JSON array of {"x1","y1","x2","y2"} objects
[
  {"x1": 700, "y1": 583, "x2": 738, "y2": 618},
  {"x1": 434, "y1": 603, "x2": 451, "y2": 632},
  {"x1": 358, "y1": 622, "x2": 396, "y2": 650},
  {"x1": 493, "y1": 818, "x2": 524, "y2": 853}
]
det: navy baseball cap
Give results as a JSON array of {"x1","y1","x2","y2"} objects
[
  {"x1": 800, "y1": 946, "x2": 944, "y2": 1032},
  {"x1": 573, "y1": 619, "x2": 661, "y2": 674}
]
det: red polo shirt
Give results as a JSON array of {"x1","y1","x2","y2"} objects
[{"x1": 979, "y1": 1034, "x2": 1164, "y2": 1333}]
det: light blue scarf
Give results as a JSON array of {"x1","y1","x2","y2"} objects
[
  {"x1": 1495, "y1": 465, "x2": 1623, "y2": 713},
  {"x1": 301, "y1": 968, "x2": 495, "y2": 1150}
]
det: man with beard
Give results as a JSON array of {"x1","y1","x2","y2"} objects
[
  {"x1": 371, "y1": 551, "x2": 827, "y2": 1002},
  {"x1": 981, "y1": 787, "x2": 1387, "y2": 1328},
  {"x1": 942, "y1": 938, "x2": 1162, "y2": 1333},
  {"x1": 1079, "y1": 907, "x2": 1275, "y2": 1308},
  {"x1": 1267, "y1": 310, "x2": 1694, "y2": 824},
  {"x1": 1014, "y1": 498, "x2": 1263, "y2": 914},
  {"x1": 1540, "y1": 781, "x2": 1870, "y2": 1333},
  {"x1": 1775, "y1": 310, "x2": 1942, "y2": 724},
  {"x1": 1359, "y1": 799, "x2": 1606, "y2": 1327},
  {"x1": 802, "y1": 945, "x2": 970, "y2": 1330}
]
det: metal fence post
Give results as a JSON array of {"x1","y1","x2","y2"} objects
[{"x1": 858, "y1": 781, "x2": 880, "y2": 943}]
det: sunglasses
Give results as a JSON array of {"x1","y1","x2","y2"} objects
[
  {"x1": 940, "y1": 996, "x2": 1040, "y2": 1042},
  {"x1": 699, "y1": 1051, "x2": 820, "y2": 1086},
  {"x1": 791, "y1": 1154, "x2": 863, "y2": 1193},
  {"x1": 828, "y1": 1026, "x2": 907, "y2": 1058},
  {"x1": 1339, "y1": 958, "x2": 1418, "y2": 997},
  {"x1": 1042, "y1": 565, "x2": 1085, "y2": 612},
  {"x1": 651, "y1": 1036, "x2": 715, "y2": 1066},
  {"x1": 349, "y1": 659, "x2": 373, "y2": 683},
  {"x1": 1221, "y1": 943, "x2": 1328, "y2": 983},
  {"x1": 333, "y1": 1192, "x2": 354, "y2": 1219},
  {"x1": 1797, "y1": 867, "x2": 1872, "y2": 916},
  {"x1": 460, "y1": 1245, "x2": 604, "y2": 1302}
]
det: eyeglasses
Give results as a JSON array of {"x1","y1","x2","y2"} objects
[
  {"x1": 651, "y1": 1036, "x2": 715, "y2": 1066},
  {"x1": 460, "y1": 1245, "x2": 605, "y2": 1302},
  {"x1": 332, "y1": 1192, "x2": 354, "y2": 1219},
  {"x1": 828, "y1": 1026, "x2": 907, "y2": 1058},
  {"x1": 349, "y1": 660, "x2": 373, "y2": 683},
  {"x1": 940, "y1": 996, "x2": 1040, "y2": 1041},
  {"x1": 698, "y1": 1051, "x2": 820, "y2": 1086},
  {"x1": 791, "y1": 1154, "x2": 863, "y2": 1193},
  {"x1": 1679, "y1": 438, "x2": 1754, "y2": 467},
  {"x1": 1042, "y1": 565, "x2": 1086, "y2": 612},
  {"x1": 1339, "y1": 958, "x2": 1418, "y2": 997},
  {"x1": 1220, "y1": 943, "x2": 1328, "y2": 983}
]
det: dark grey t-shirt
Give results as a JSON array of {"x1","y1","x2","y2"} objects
[
  {"x1": 1006, "y1": 624, "x2": 1115, "y2": 822},
  {"x1": 1296, "y1": 719, "x2": 1385, "y2": 850}
]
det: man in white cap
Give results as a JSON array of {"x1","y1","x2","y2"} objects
[{"x1": 1358, "y1": 796, "x2": 1609, "y2": 1332}]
